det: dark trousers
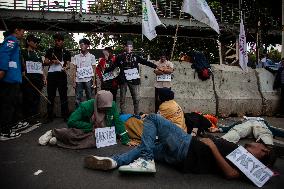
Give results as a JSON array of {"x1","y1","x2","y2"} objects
[
  {"x1": 22, "y1": 75, "x2": 44, "y2": 119},
  {"x1": 47, "y1": 72, "x2": 69, "y2": 119},
  {"x1": 0, "y1": 82, "x2": 21, "y2": 134},
  {"x1": 281, "y1": 86, "x2": 284, "y2": 114},
  {"x1": 155, "y1": 87, "x2": 171, "y2": 113}
]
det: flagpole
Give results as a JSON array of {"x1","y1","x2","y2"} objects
[{"x1": 170, "y1": 10, "x2": 182, "y2": 61}]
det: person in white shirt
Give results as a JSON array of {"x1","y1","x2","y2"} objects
[{"x1": 72, "y1": 38, "x2": 96, "y2": 108}]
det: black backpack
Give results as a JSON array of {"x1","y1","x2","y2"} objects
[{"x1": 191, "y1": 51, "x2": 211, "y2": 81}]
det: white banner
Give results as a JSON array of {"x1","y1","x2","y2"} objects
[
  {"x1": 77, "y1": 66, "x2": 94, "y2": 79},
  {"x1": 239, "y1": 18, "x2": 248, "y2": 71},
  {"x1": 182, "y1": 0, "x2": 219, "y2": 34},
  {"x1": 48, "y1": 61, "x2": 64, "y2": 72},
  {"x1": 103, "y1": 72, "x2": 115, "y2": 81},
  {"x1": 26, "y1": 61, "x2": 43, "y2": 74},
  {"x1": 142, "y1": 0, "x2": 164, "y2": 40},
  {"x1": 95, "y1": 126, "x2": 117, "y2": 148},
  {"x1": 226, "y1": 146, "x2": 273, "y2": 187},
  {"x1": 124, "y1": 68, "x2": 140, "y2": 80},
  {"x1": 156, "y1": 74, "x2": 171, "y2": 81}
]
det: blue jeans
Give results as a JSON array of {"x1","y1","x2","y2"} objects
[
  {"x1": 75, "y1": 80, "x2": 93, "y2": 108},
  {"x1": 112, "y1": 114, "x2": 192, "y2": 166}
]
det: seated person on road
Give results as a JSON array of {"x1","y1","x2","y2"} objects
[
  {"x1": 83, "y1": 114, "x2": 276, "y2": 180},
  {"x1": 38, "y1": 90, "x2": 135, "y2": 149}
]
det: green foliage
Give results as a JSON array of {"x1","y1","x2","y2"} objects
[{"x1": 22, "y1": 32, "x2": 78, "y2": 56}]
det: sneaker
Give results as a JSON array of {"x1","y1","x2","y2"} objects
[
  {"x1": 38, "y1": 130, "x2": 53, "y2": 145},
  {"x1": 0, "y1": 131, "x2": 21, "y2": 141},
  {"x1": 84, "y1": 155, "x2": 117, "y2": 170},
  {"x1": 12, "y1": 121, "x2": 30, "y2": 132},
  {"x1": 48, "y1": 137, "x2": 57, "y2": 145},
  {"x1": 118, "y1": 158, "x2": 156, "y2": 173}
]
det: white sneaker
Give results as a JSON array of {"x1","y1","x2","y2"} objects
[
  {"x1": 118, "y1": 158, "x2": 156, "y2": 173},
  {"x1": 0, "y1": 131, "x2": 21, "y2": 141},
  {"x1": 84, "y1": 156, "x2": 117, "y2": 170},
  {"x1": 49, "y1": 137, "x2": 57, "y2": 145},
  {"x1": 38, "y1": 130, "x2": 53, "y2": 145},
  {"x1": 12, "y1": 121, "x2": 30, "y2": 132}
]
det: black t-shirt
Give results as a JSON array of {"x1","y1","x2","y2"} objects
[{"x1": 181, "y1": 136, "x2": 238, "y2": 174}]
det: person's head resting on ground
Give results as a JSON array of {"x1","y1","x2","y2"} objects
[
  {"x1": 158, "y1": 88, "x2": 174, "y2": 103},
  {"x1": 25, "y1": 34, "x2": 40, "y2": 49},
  {"x1": 96, "y1": 90, "x2": 113, "y2": 113},
  {"x1": 6, "y1": 23, "x2": 25, "y2": 39},
  {"x1": 103, "y1": 47, "x2": 113, "y2": 58},
  {"x1": 53, "y1": 33, "x2": 64, "y2": 48},
  {"x1": 124, "y1": 40, "x2": 133, "y2": 53},
  {"x1": 79, "y1": 38, "x2": 90, "y2": 53},
  {"x1": 245, "y1": 142, "x2": 277, "y2": 168}
]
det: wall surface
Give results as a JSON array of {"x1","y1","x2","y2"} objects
[{"x1": 40, "y1": 62, "x2": 280, "y2": 117}]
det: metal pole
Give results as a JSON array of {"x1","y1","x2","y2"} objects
[
  {"x1": 281, "y1": 0, "x2": 284, "y2": 58},
  {"x1": 80, "y1": 0, "x2": 83, "y2": 14}
]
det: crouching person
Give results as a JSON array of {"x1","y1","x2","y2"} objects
[
  {"x1": 38, "y1": 90, "x2": 133, "y2": 149},
  {"x1": 84, "y1": 114, "x2": 276, "y2": 181}
]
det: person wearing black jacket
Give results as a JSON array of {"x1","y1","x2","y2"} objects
[
  {"x1": 43, "y1": 33, "x2": 71, "y2": 123},
  {"x1": 108, "y1": 41, "x2": 157, "y2": 115},
  {"x1": 273, "y1": 58, "x2": 284, "y2": 117}
]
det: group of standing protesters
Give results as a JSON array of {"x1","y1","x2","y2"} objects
[{"x1": 0, "y1": 24, "x2": 174, "y2": 140}]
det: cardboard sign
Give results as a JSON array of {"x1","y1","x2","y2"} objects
[
  {"x1": 77, "y1": 66, "x2": 94, "y2": 79},
  {"x1": 103, "y1": 72, "x2": 115, "y2": 81},
  {"x1": 226, "y1": 146, "x2": 273, "y2": 187},
  {"x1": 95, "y1": 126, "x2": 117, "y2": 148},
  {"x1": 26, "y1": 61, "x2": 43, "y2": 74},
  {"x1": 48, "y1": 61, "x2": 64, "y2": 72},
  {"x1": 124, "y1": 68, "x2": 140, "y2": 80},
  {"x1": 156, "y1": 74, "x2": 171, "y2": 81}
]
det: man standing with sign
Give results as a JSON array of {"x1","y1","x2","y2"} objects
[
  {"x1": 84, "y1": 114, "x2": 276, "y2": 186},
  {"x1": 21, "y1": 34, "x2": 46, "y2": 125},
  {"x1": 154, "y1": 52, "x2": 173, "y2": 112},
  {"x1": 44, "y1": 33, "x2": 71, "y2": 123},
  {"x1": 96, "y1": 47, "x2": 119, "y2": 101},
  {"x1": 72, "y1": 38, "x2": 96, "y2": 108},
  {"x1": 107, "y1": 41, "x2": 158, "y2": 115}
]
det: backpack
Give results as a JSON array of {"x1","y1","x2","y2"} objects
[{"x1": 191, "y1": 51, "x2": 211, "y2": 81}]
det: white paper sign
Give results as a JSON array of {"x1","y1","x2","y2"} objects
[
  {"x1": 77, "y1": 66, "x2": 94, "y2": 79},
  {"x1": 124, "y1": 68, "x2": 140, "y2": 80},
  {"x1": 156, "y1": 74, "x2": 171, "y2": 81},
  {"x1": 48, "y1": 61, "x2": 64, "y2": 72},
  {"x1": 95, "y1": 126, "x2": 117, "y2": 148},
  {"x1": 103, "y1": 72, "x2": 115, "y2": 81},
  {"x1": 226, "y1": 146, "x2": 273, "y2": 187},
  {"x1": 8, "y1": 61, "x2": 17, "y2": 68},
  {"x1": 26, "y1": 61, "x2": 43, "y2": 74}
]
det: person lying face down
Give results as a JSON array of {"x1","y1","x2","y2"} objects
[
  {"x1": 84, "y1": 114, "x2": 277, "y2": 180},
  {"x1": 38, "y1": 90, "x2": 133, "y2": 148}
]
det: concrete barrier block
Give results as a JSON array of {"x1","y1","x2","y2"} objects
[
  {"x1": 255, "y1": 68, "x2": 281, "y2": 115},
  {"x1": 212, "y1": 65, "x2": 262, "y2": 117}
]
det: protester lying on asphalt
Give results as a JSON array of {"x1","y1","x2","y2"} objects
[
  {"x1": 38, "y1": 90, "x2": 137, "y2": 149},
  {"x1": 84, "y1": 114, "x2": 276, "y2": 180},
  {"x1": 209, "y1": 117, "x2": 284, "y2": 145}
]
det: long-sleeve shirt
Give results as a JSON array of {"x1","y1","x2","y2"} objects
[
  {"x1": 67, "y1": 99, "x2": 130, "y2": 144},
  {"x1": 108, "y1": 52, "x2": 157, "y2": 85}
]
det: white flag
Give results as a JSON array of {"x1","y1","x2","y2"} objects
[
  {"x1": 142, "y1": 0, "x2": 164, "y2": 40},
  {"x1": 182, "y1": 0, "x2": 220, "y2": 34},
  {"x1": 239, "y1": 18, "x2": 248, "y2": 71}
]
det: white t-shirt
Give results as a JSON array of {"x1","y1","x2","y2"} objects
[{"x1": 73, "y1": 52, "x2": 96, "y2": 82}]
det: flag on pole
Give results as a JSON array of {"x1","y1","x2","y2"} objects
[
  {"x1": 181, "y1": 0, "x2": 220, "y2": 34},
  {"x1": 239, "y1": 17, "x2": 248, "y2": 71},
  {"x1": 142, "y1": 0, "x2": 164, "y2": 40}
]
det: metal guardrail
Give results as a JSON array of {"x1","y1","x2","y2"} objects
[{"x1": 0, "y1": 0, "x2": 281, "y2": 28}]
